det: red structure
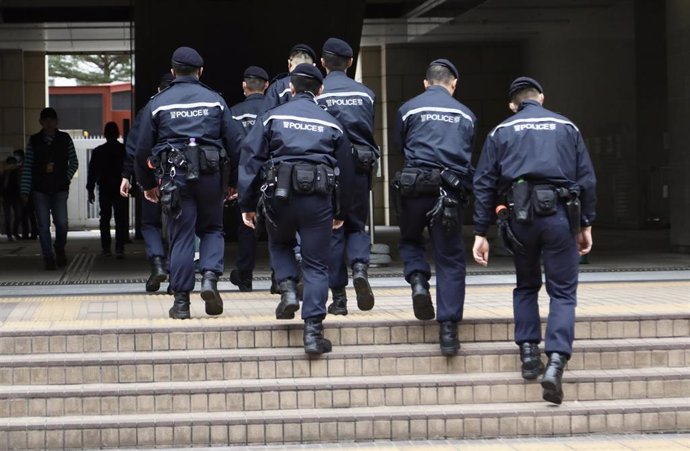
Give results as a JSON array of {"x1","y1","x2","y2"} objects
[{"x1": 49, "y1": 83, "x2": 133, "y2": 136}]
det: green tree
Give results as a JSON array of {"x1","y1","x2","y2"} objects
[{"x1": 48, "y1": 54, "x2": 132, "y2": 84}]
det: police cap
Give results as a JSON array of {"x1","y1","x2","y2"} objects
[
  {"x1": 291, "y1": 63, "x2": 323, "y2": 83},
  {"x1": 322, "y1": 37, "x2": 353, "y2": 58},
  {"x1": 508, "y1": 76, "x2": 543, "y2": 99},
  {"x1": 243, "y1": 66, "x2": 269, "y2": 81},
  {"x1": 171, "y1": 46, "x2": 204, "y2": 68},
  {"x1": 290, "y1": 43, "x2": 316, "y2": 61},
  {"x1": 429, "y1": 59, "x2": 459, "y2": 79}
]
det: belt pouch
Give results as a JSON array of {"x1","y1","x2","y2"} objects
[
  {"x1": 292, "y1": 163, "x2": 316, "y2": 194},
  {"x1": 275, "y1": 163, "x2": 293, "y2": 200},
  {"x1": 199, "y1": 148, "x2": 220, "y2": 174},
  {"x1": 397, "y1": 168, "x2": 419, "y2": 197},
  {"x1": 510, "y1": 180, "x2": 532, "y2": 223},
  {"x1": 532, "y1": 184, "x2": 558, "y2": 216}
]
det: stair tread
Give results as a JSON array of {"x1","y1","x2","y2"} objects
[
  {"x1": 2, "y1": 397, "x2": 688, "y2": 428},
  {"x1": 1, "y1": 337, "x2": 688, "y2": 365},
  {"x1": 1, "y1": 367, "x2": 688, "y2": 397}
]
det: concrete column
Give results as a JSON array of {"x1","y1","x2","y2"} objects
[
  {"x1": 0, "y1": 50, "x2": 25, "y2": 155},
  {"x1": 666, "y1": 0, "x2": 690, "y2": 252},
  {"x1": 23, "y1": 52, "x2": 47, "y2": 142}
]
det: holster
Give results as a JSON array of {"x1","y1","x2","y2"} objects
[
  {"x1": 508, "y1": 180, "x2": 532, "y2": 223},
  {"x1": 426, "y1": 194, "x2": 461, "y2": 234},
  {"x1": 496, "y1": 207, "x2": 525, "y2": 255},
  {"x1": 159, "y1": 179, "x2": 182, "y2": 219}
]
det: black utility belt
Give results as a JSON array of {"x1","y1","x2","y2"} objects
[
  {"x1": 352, "y1": 145, "x2": 377, "y2": 174},
  {"x1": 509, "y1": 181, "x2": 580, "y2": 232},
  {"x1": 394, "y1": 167, "x2": 441, "y2": 197},
  {"x1": 269, "y1": 162, "x2": 337, "y2": 199},
  {"x1": 159, "y1": 145, "x2": 223, "y2": 181}
]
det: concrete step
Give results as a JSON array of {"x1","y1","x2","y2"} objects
[
  {"x1": 0, "y1": 337, "x2": 687, "y2": 385},
  {"x1": 1, "y1": 367, "x2": 687, "y2": 417},
  {"x1": 0, "y1": 314, "x2": 687, "y2": 355},
  {"x1": 1, "y1": 397, "x2": 688, "y2": 448}
]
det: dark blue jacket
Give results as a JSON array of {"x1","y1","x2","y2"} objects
[
  {"x1": 263, "y1": 74, "x2": 291, "y2": 111},
  {"x1": 473, "y1": 99, "x2": 597, "y2": 235},
  {"x1": 317, "y1": 71, "x2": 378, "y2": 156},
  {"x1": 396, "y1": 85, "x2": 476, "y2": 176},
  {"x1": 122, "y1": 106, "x2": 147, "y2": 179},
  {"x1": 134, "y1": 76, "x2": 242, "y2": 190},
  {"x1": 230, "y1": 93, "x2": 267, "y2": 138},
  {"x1": 238, "y1": 92, "x2": 355, "y2": 218}
]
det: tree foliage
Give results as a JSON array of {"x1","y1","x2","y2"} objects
[{"x1": 48, "y1": 54, "x2": 132, "y2": 84}]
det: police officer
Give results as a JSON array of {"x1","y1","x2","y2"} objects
[
  {"x1": 121, "y1": 73, "x2": 174, "y2": 292},
  {"x1": 264, "y1": 44, "x2": 316, "y2": 110},
  {"x1": 239, "y1": 63, "x2": 355, "y2": 354},
  {"x1": 228, "y1": 66, "x2": 269, "y2": 292},
  {"x1": 135, "y1": 46, "x2": 241, "y2": 319},
  {"x1": 317, "y1": 38, "x2": 378, "y2": 315},
  {"x1": 395, "y1": 59, "x2": 476, "y2": 356},
  {"x1": 472, "y1": 77, "x2": 596, "y2": 404}
]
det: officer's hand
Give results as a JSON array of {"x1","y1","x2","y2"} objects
[
  {"x1": 226, "y1": 186, "x2": 238, "y2": 202},
  {"x1": 578, "y1": 226, "x2": 593, "y2": 256},
  {"x1": 144, "y1": 187, "x2": 160, "y2": 203},
  {"x1": 87, "y1": 190, "x2": 95, "y2": 204},
  {"x1": 120, "y1": 178, "x2": 131, "y2": 198},
  {"x1": 472, "y1": 236, "x2": 490, "y2": 267},
  {"x1": 332, "y1": 219, "x2": 344, "y2": 230},
  {"x1": 242, "y1": 212, "x2": 256, "y2": 229}
]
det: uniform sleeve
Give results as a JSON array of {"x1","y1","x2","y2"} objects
[
  {"x1": 221, "y1": 101, "x2": 243, "y2": 187},
  {"x1": 86, "y1": 148, "x2": 99, "y2": 192},
  {"x1": 394, "y1": 108, "x2": 405, "y2": 155},
  {"x1": 237, "y1": 117, "x2": 270, "y2": 212},
  {"x1": 66, "y1": 136, "x2": 79, "y2": 182},
  {"x1": 472, "y1": 135, "x2": 500, "y2": 236},
  {"x1": 334, "y1": 131, "x2": 355, "y2": 220},
  {"x1": 574, "y1": 131, "x2": 597, "y2": 225},
  {"x1": 122, "y1": 107, "x2": 145, "y2": 179},
  {"x1": 134, "y1": 108, "x2": 158, "y2": 190},
  {"x1": 263, "y1": 83, "x2": 281, "y2": 112},
  {"x1": 20, "y1": 141, "x2": 33, "y2": 196},
  {"x1": 365, "y1": 93, "x2": 380, "y2": 158}
]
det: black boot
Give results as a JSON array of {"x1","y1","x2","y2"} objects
[
  {"x1": 200, "y1": 271, "x2": 223, "y2": 315},
  {"x1": 230, "y1": 269, "x2": 253, "y2": 292},
  {"x1": 439, "y1": 321, "x2": 459, "y2": 356},
  {"x1": 409, "y1": 272, "x2": 434, "y2": 320},
  {"x1": 55, "y1": 249, "x2": 67, "y2": 268},
  {"x1": 327, "y1": 287, "x2": 348, "y2": 316},
  {"x1": 275, "y1": 279, "x2": 300, "y2": 319},
  {"x1": 303, "y1": 318, "x2": 332, "y2": 354},
  {"x1": 145, "y1": 256, "x2": 167, "y2": 293},
  {"x1": 352, "y1": 262, "x2": 374, "y2": 311},
  {"x1": 169, "y1": 292, "x2": 191, "y2": 319},
  {"x1": 541, "y1": 352, "x2": 568, "y2": 405},
  {"x1": 270, "y1": 269, "x2": 280, "y2": 294},
  {"x1": 520, "y1": 342, "x2": 544, "y2": 380}
]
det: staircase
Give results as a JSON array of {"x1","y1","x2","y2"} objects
[{"x1": 0, "y1": 303, "x2": 688, "y2": 448}]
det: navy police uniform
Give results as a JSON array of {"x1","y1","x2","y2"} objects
[
  {"x1": 473, "y1": 76, "x2": 596, "y2": 403},
  {"x1": 317, "y1": 38, "x2": 379, "y2": 313},
  {"x1": 264, "y1": 44, "x2": 316, "y2": 111},
  {"x1": 238, "y1": 63, "x2": 355, "y2": 354},
  {"x1": 134, "y1": 47, "x2": 242, "y2": 319},
  {"x1": 229, "y1": 66, "x2": 269, "y2": 291},
  {"x1": 395, "y1": 59, "x2": 475, "y2": 342}
]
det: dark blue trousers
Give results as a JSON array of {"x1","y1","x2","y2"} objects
[
  {"x1": 329, "y1": 172, "x2": 371, "y2": 289},
  {"x1": 235, "y1": 207, "x2": 257, "y2": 274},
  {"x1": 141, "y1": 194, "x2": 165, "y2": 259},
  {"x1": 398, "y1": 195, "x2": 466, "y2": 323},
  {"x1": 267, "y1": 193, "x2": 333, "y2": 320},
  {"x1": 98, "y1": 187, "x2": 129, "y2": 252},
  {"x1": 166, "y1": 173, "x2": 225, "y2": 293},
  {"x1": 510, "y1": 205, "x2": 579, "y2": 357}
]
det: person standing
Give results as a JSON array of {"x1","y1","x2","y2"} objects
[
  {"x1": 87, "y1": 121, "x2": 128, "y2": 258},
  {"x1": 21, "y1": 107, "x2": 79, "y2": 270},
  {"x1": 228, "y1": 65, "x2": 269, "y2": 292},
  {"x1": 2, "y1": 156, "x2": 22, "y2": 241},
  {"x1": 264, "y1": 44, "x2": 316, "y2": 110},
  {"x1": 121, "y1": 73, "x2": 174, "y2": 292},
  {"x1": 239, "y1": 63, "x2": 355, "y2": 354},
  {"x1": 472, "y1": 76, "x2": 596, "y2": 404},
  {"x1": 317, "y1": 37, "x2": 378, "y2": 315},
  {"x1": 395, "y1": 59, "x2": 476, "y2": 356},
  {"x1": 135, "y1": 47, "x2": 241, "y2": 319}
]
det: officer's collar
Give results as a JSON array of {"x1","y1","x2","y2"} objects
[
  {"x1": 245, "y1": 93, "x2": 264, "y2": 100},
  {"x1": 326, "y1": 70, "x2": 347, "y2": 78},
  {"x1": 518, "y1": 99, "x2": 542, "y2": 111},
  {"x1": 292, "y1": 91, "x2": 318, "y2": 103},
  {"x1": 427, "y1": 84, "x2": 451, "y2": 95},
  {"x1": 171, "y1": 75, "x2": 200, "y2": 85}
]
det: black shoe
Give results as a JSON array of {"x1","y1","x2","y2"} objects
[
  {"x1": 303, "y1": 318, "x2": 332, "y2": 354},
  {"x1": 541, "y1": 352, "x2": 568, "y2": 405},
  {"x1": 520, "y1": 342, "x2": 544, "y2": 380},
  {"x1": 169, "y1": 292, "x2": 191, "y2": 319},
  {"x1": 230, "y1": 269, "x2": 253, "y2": 292},
  {"x1": 166, "y1": 285, "x2": 174, "y2": 296},
  {"x1": 327, "y1": 287, "x2": 348, "y2": 316},
  {"x1": 145, "y1": 256, "x2": 167, "y2": 293},
  {"x1": 44, "y1": 258, "x2": 57, "y2": 270},
  {"x1": 55, "y1": 250, "x2": 67, "y2": 268},
  {"x1": 439, "y1": 321, "x2": 459, "y2": 356},
  {"x1": 410, "y1": 272, "x2": 434, "y2": 320},
  {"x1": 101, "y1": 249, "x2": 113, "y2": 257},
  {"x1": 115, "y1": 249, "x2": 124, "y2": 260},
  {"x1": 7, "y1": 235, "x2": 14, "y2": 242},
  {"x1": 352, "y1": 262, "x2": 374, "y2": 311},
  {"x1": 276, "y1": 279, "x2": 300, "y2": 319},
  {"x1": 200, "y1": 271, "x2": 223, "y2": 316},
  {"x1": 270, "y1": 270, "x2": 280, "y2": 294}
]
